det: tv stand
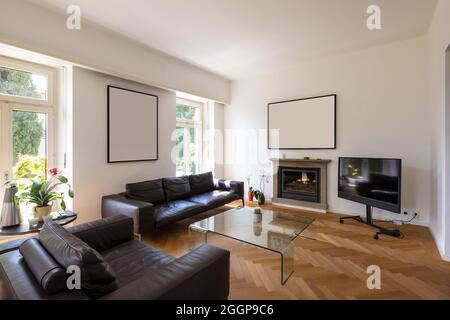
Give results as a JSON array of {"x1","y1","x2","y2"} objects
[{"x1": 339, "y1": 205, "x2": 401, "y2": 240}]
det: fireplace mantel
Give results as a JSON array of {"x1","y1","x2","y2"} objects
[
  {"x1": 270, "y1": 158, "x2": 332, "y2": 164},
  {"x1": 270, "y1": 158, "x2": 332, "y2": 213}
]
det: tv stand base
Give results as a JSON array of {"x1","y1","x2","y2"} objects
[{"x1": 339, "y1": 205, "x2": 402, "y2": 240}]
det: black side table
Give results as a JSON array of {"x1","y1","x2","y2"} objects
[{"x1": 0, "y1": 211, "x2": 78, "y2": 236}]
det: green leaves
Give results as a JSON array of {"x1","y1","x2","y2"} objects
[
  {"x1": 57, "y1": 176, "x2": 68, "y2": 183},
  {"x1": 15, "y1": 173, "x2": 73, "y2": 210}
]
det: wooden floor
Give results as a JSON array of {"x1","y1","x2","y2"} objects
[{"x1": 144, "y1": 201, "x2": 450, "y2": 300}]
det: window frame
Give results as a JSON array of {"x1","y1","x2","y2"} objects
[
  {"x1": 0, "y1": 102, "x2": 55, "y2": 183},
  {"x1": 0, "y1": 55, "x2": 54, "y2": 106},
  {"x1": 176, "y1": 98, "x2": 203, "y2": 176}
]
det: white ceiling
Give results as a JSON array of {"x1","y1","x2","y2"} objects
[{"x1": 30, "y1": 0, "x2": 437, "y2": 80}]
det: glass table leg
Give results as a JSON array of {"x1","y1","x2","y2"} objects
[
  {"x1": 280, "y1": 241, "x2": 295, "y2": 285},
  {"x1": 188, "y1": 225, "x2": 208, "y2": 250}
]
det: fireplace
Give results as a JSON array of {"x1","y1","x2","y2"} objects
[
  {"x1": 279, "y1": 167, "x2": 320, "y2": 203},
  {"x1": 271, "y1": 158, "x2": 331, "y2": 212}
]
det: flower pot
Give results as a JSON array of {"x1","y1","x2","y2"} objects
[
  {"x1": 248, "y1": 191, "x2": 253, "y2": 202},
  {"x1": 257, "y1": 193, "x2": 265, "y2": 205},
  {"x1": 33, "y1": 205, "x2": 52, "y2": 222}
]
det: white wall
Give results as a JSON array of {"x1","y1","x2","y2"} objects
[
  {"x1": 427, "y1": 0, "x2": 450, "y2": 260},
  {"x1": 0, "y1": 0, "x2": 230, "y2": 103},
  {"x1": 72, "y1": 67, "x2": 175, "y2": 224},
  {"x1": 224, "y1": 36, "x2": 432, "y2": 225}
]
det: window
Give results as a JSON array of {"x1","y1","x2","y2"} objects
[
  {"x1": 0, "y1": 66, "x2": 49, "y2": 101},
  {"x1": 12, "y1": 110, "x2": 48, "y2": 190},
  {"x1": 176, "y1": 98, "x2": 203, "y2": 176},
  {"x1": 0, "y1": 57, "x2": 56, "y2": 217}
]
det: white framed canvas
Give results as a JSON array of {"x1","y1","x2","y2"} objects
[
  {"x1": 268, "y1": 94, "x2": 336, "y2": 149},
  {"x1": 107, "y1": 85, "x2": 158, "y2": 163}
]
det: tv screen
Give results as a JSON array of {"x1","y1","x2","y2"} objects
[{"x1": 338, "y1": 157, "x2": 401, "y2": 213}]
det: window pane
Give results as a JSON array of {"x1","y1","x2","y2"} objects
[
  {"x1": 12, "y1": 111, "x2": 47, "y2": 190},
  {"x1": 0, "y1": 66, "x2": 48, "y2": 100},
  {"x1": 176, "y1": 104, "x2": 199, "y2": 121},
  {"x1": 176, "y1": 127, "x2": 185, "y2": 176}
]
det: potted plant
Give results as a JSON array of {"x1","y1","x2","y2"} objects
[
  {"x1": 15, "y1": 168, "x2": 74, "y2": 221},
  {"x1": 253, "y1": 190, "x2": 266, "y2": 205}
]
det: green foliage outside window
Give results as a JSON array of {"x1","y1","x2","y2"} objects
[
  {"x1": 0, "y1": 68, "x2": 47, "y2": 188},
  {"x1": 0, "y1": 67, "x2": 43, "y2": 99}
]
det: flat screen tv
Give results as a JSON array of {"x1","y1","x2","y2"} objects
[{"x1": 338, "y1": 157, "x2": 402, "y2": 213}]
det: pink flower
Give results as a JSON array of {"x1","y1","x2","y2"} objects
[{"x1": 49, "y1": 168, "x2": 60, "y2": 177}]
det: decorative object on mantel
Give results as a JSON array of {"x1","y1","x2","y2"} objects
[
  {"x1": 15, "y1": 168, "x2": 74, "y2": 222},
  {"x1": 304, "y1": 156, "x2": 310, "y2": 160},
  {"x1": 0, "y1": 182, "x2": 21, "y2": 228}
]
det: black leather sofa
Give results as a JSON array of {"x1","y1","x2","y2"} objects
[
  {"x1": 102, "y1": 172, "x2": 244, "y2": 235},
  {"x1": 0, "y1": 215, "x2": 230, "y2": 300}
]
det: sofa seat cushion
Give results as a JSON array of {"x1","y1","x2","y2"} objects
[
  {"x1": 126, "y1": 179, "x2": 165, "y2": 204},
  {"x1": 101, "y1": 240, "x2": 173, "y2": 288},
  {"x1": 154, "y1": 200, "x2": 205, "y2": 226},
  {"x1": 187, "y1": 190, "x2": 239, "y2": 209}
]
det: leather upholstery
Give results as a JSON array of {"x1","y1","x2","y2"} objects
[
  {"x1": 102, "y1": 194, "x2": 156, "y2": 234},
  {"x1": 189, "y1": 172, "x2": 215, "y2": 195},
  {"x1": 188, "y1": 190, "x2": 239, "y2": 209},
  {"x1": 126, "y1": 179, "x2": 165, "y2": 204},
  {"x1": 100, "y1": 245, "x2": 230, "y2": 300},
  {"x1": 68, "y1": 215, "x2": 134, "y2": 252},
  {"x1": 215, "y1": 179, "x2": 245, "y2": 199},
  {"x1": 39, "y1": 220, "x2": 118, "y2": 299},
  {"x1": 154, "y1": 200, "x2": 204, "y2": 226},
  {"x1": 102, "y1": 240, "x2": 174, "y2": 288},
  {"x1": 0, "y1": 215, "x2": 230, "y2": 300},
  {"x1": 102, "y1": 174, "x2": 245, "y2": 233},
  {"x1": 0, "y1": 250, "x2": 89, "y2": 300},
  {"x1": 163, "y1": 176, "x2": 191, "y2": 201},
  {"x1": 19, "y1": 239, "x2": 67, "y2": 294}
]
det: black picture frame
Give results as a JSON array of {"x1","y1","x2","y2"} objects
[
  {"x1": 107, "y1": 85, "x2": 159, "y2": 163},
  {"x1": 267, "y1": 94, "x2": 337, "y2": 150}
]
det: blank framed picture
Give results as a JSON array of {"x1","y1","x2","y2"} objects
[
  {"x1": 107, "y1": 85, "x2": 158, "y2": 163},
  {"x1": 268, "y1": 94, "x2": 336, "y2": 149}
]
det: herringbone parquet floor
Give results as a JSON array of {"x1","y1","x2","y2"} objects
[{"x1": 143, "y1": 201, "x2": 450, "y2": 300}]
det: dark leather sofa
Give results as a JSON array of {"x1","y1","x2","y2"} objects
[
  {"x1": 102, "y1": 172, "x2": 244, "y2": 235},
  {"x1": 0, "y1": 215, "x2": 230, "y2": 300}
]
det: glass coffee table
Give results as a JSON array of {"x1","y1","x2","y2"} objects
[{"x1": 189, "y1": 206, "x2": 315, "y2": 285}]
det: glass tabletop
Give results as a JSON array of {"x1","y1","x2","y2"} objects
[{"x1": 189, "y1": 206, "x2": 315, "y2": 253}]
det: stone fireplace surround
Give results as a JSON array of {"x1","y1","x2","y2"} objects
[{"x1": 270, "y1": 158, "x2": 332, "y2": 213}]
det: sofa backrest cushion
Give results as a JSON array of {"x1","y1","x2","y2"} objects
[
  {"x1": 126, "y1": 179, "x2": 165, "y2": 204},
  {"x1": 163, "y1": 176, "x2": 191, "y2": 201},
  {"x1": 189, "y1": 172, "x2": 215, "y2": 195},
  {"x1": 19, "y1": 238, "x2": 67, "y2": 294},
  {"x1": 39, "y1": 220, "x2": 118, "y2": 299}
]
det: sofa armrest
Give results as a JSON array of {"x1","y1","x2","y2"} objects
[
  {"x1": 214, "y1": 179, "x2": 244, "y2": 199},
  {"x1": 102, "y1": 195, "x2": 155, "y2": 234},
  {"x1": 100, "y1": 245, "x2": 230, "y2": 300},
  {"x1": 67, "y1": 215, "x2": 134, "y2": 252}
]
